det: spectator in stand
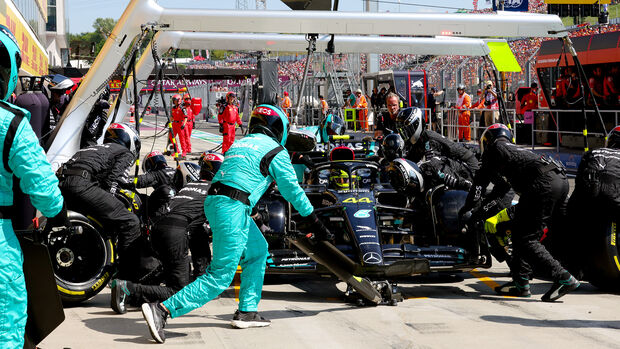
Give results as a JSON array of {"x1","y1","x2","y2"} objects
[
  {"x1": 455, "y1": 84, "x2": 472, "y2": 142},
  {"x1": 281, "y1": 91, "x2": 292, "y2": 118},
  {"x1": 354, "y1": 89, "x2": 369, "y2": 132},
  {"x1": 319, "y1": 95, "x2": 328, "y2": 116},
  {"x1": 604, "y1": 65, "x2": 619, "y2": 107},
  {"x1": 482, "y1": 80, "x2": 499, "y2": 127}
]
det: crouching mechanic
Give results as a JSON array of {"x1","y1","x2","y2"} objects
[
  {"x1": 0, "y1": 24, "x2": 70, "y2": 347},
  {"x1": 141, "y1": 104, "x2": 331, "y2": 343},
  {"x1": 129, "y1": 151, "x2": 176, "y2": 222},
  {"x1": 57, "y1": 123, "x2": 142, "y2": 279},
  {"x1": 460, "y1": 124, "x2": 579, "y2": 302},
  {"x1": 110, "y1": 151, "x2": 224, "y2": 314}
]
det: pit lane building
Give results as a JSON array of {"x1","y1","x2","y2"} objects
[{"x1": 0, "y1": 0, "x2": 67, "y2": 77}]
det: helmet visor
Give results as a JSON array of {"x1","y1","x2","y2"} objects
[{"x1": 0, "y1": 42, "x2": 14, "y2": 100}]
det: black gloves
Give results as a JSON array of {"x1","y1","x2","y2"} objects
[
  {"x1": 304, "y1": 211, "x2": 333, "y2": 241},
  {"x1": 47, "y1": 203, "x2": 71, "y2": 229},
  {"x1": 181, "y1": 123, "x2": 185, "y2": 130},
  {"x1": 443, "y1": 173, "x2": 472, "y2": 190}
]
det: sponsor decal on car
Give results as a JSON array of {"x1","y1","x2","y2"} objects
[{"x1": 354, "y1": 209, "x2": 372, "y2": 218}]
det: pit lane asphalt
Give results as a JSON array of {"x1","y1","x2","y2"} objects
[{"x1": 40, "y1": 116, "x2": 619, "y2": 348}]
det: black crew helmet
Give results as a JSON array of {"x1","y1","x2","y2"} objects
[
  {"x1": 385, "y1": 158, "x2": 424, "y2": 195},
  {"x1": 142, "y1": 151, "x2": 167, "y2": 173},
  {"x1": 104, "y1": 123, "x2": 141, "y2": 158},
  {"x1": 606, "y1": 125, "x2": 620, "y2": 149},
  {"x1": 395, "y1": 107, "x2": 424, "y2": 144},
  {"x1": 480, "y1": 123, "x2": 513, "y2": 154},
  {"x1": 248, "y1": 104, "x2": 290, "y2": 146},
  {"x1": 198, "y1": 151, "x2": 224, "y2": 181},
  {"x1": 382, "y1": 133, "x2": 405, "y2": 160}
]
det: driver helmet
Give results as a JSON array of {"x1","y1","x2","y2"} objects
[
  {"x1": 173, "y1": 161, "x2": 201, "y2": 190},
  {"x1": 198, "y1": 150, "x2": 224, "y2": 181},
  {"x1": 329, "y1": 169, "x2": 357, "y2": 190},
  {"x1": 142, "y1": 151, "x2": 167, "y2": 173},
  {"x1": 395, "y1": 107, "x2": 424, "y2": 145},
  {"x1": 248, "y1": 104, "x2": 290, "y2": 146},
  {"x1": 330, "y1": 145, "x2": 355, "y2": 161},
  {"x1": 385, "y1": 158, "x2": 424, "y2": 194},
  {"x1": 0, "y1": 25, "x2": 21, "y2": 101},
  {"x1": 382, "y1": 133, "x2": 405, "y2": 160},
  {"x1": 606, "y1": 125, "x2": 620, "y2": 149},
  {"x1": 104, "y1": 123, "x2": 141, "y2": 158},
  {"x1": 171, "y1": 94, "x2": 181, "y2": 105},
  {"x1": 480, "y1": 123, "x2": 512, "y2": 155}
]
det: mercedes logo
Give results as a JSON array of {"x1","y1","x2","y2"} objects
[{"x1": 363, "y1": 252, "x2": 382, "y2": 265}]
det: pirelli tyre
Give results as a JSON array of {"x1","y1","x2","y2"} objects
[
  {"x1": 46, "y1": 211, "x2": 115, "y2": 303},
  {"x1": 584, "y1": 220, "x2": 620, "y2": 290}
]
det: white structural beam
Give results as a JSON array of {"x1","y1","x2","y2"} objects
[
  {"x1": 47, "y1": 0, "x2": 564, "y2": 168},
  {"x1": 160, "y1": 9, "x2": 565, "y2": 38}
]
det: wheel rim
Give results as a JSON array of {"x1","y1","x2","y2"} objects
[{"x1": 47, "y1": 220, "x2": 108, "y2": 285}]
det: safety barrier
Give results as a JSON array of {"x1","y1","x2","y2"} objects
[{"x1": 529, "y1": 108, "x2": 618, "y2": 151}]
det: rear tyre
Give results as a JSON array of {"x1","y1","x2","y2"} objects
[
  {"x1": 584, "y1": 221, "x2": 620, "y2": 290},
  {"x1": 46, "y1": 214, "x2": 115, "y2": 303}
]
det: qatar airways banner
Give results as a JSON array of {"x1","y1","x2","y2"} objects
[
  {"x1": 110, "y1": 76, "x2": 291, "y2": 92},
  {"x1": 493, "y1": 0, "x2": 529, "y2": 12}
]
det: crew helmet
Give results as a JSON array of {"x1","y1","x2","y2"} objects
[
  {"x1": 183, "y1": 93, "x2": 191, "y2": 105},
  {"x1": 480, "y1": 123, "x2": 513, "y2": 155},
  {"x1": 173, "y1": 162, "x2": 201, "y2": 190},
  {"x1": 0, "y1": 25, "x2": 20, "y2": 101},
  {"x1": 457, "y1": 84, "x2": 466, "y2": 91},
  {"x1": 171, "y1": 94, "x2": 181, "y2": 104},
  {"x1": 606, "y1": 125, "x2": 620, "y2": 149},
  {"x1": 395, "y1": 107, "x2": 424, "y2": 144},
  {"x1": 382, "y1": 133, "x2": 405, "y2": 160},
  {"x1": 248, "y1": 104, "x2": 290, "y2": 146},
  {"x1": 198, "y1": 151, "x2": 224, "y2": 181},
  {"x1": 385, "y1": 158, "x2": 424, "y2": 194},
  {"x1": 142, "y1": 151, "x2": 167, "y2": 173},
  {"x1": 104, "y1": 123, "x2": 141, "y2": 158},
  {"x1": 47, "y1": 74, "x2": 74, "y2": 91},
  {"x1": 329, "y1": 169, "x2": 357, "y2": 190}
]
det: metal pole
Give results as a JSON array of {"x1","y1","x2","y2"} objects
[{"x1": 296, "y1": 34, "x2": 317, "y2": 125}]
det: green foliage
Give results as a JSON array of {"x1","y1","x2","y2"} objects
[{"x1": 69, "y1": 17, "x2": 117, "y2": 63}]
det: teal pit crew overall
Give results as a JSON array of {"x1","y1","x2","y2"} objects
[
  {"x1": 163, "y1": 132, "x2": 313, "y2": 317},
  {"x1": 0, "y1": 103, "x2": 64, "y2": 347}
]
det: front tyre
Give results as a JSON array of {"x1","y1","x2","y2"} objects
[{"x1": 46, "y1": 214, "x2": 115, "y2": 303}]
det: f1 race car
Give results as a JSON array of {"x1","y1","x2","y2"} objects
[{"x1": 256, "y1": 141, "x2": 495, "y2": 305}]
